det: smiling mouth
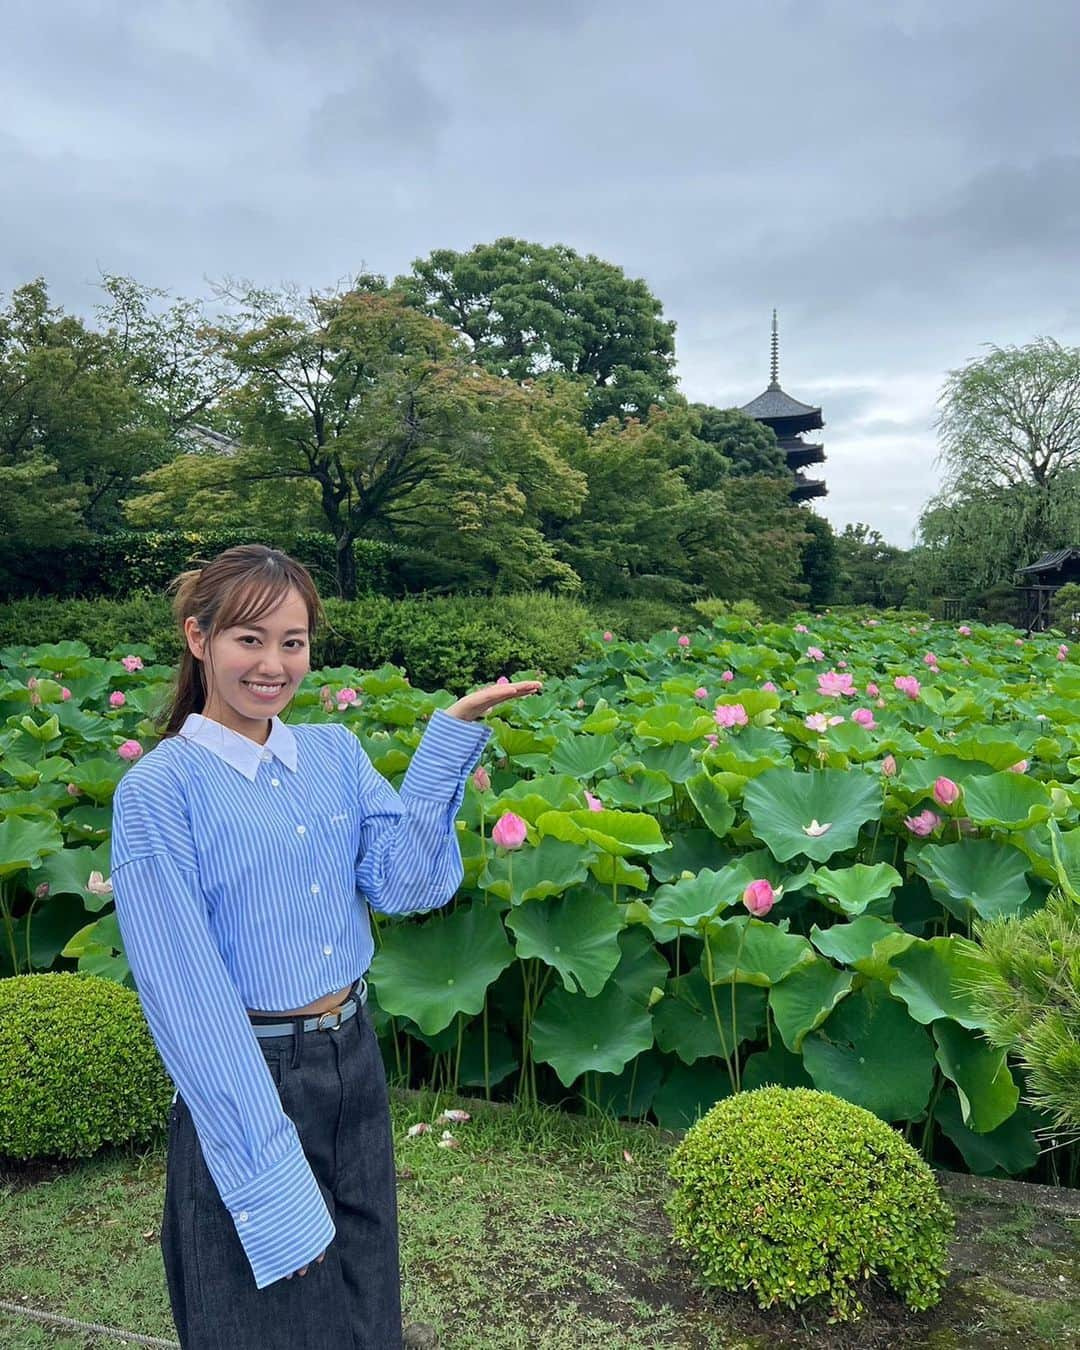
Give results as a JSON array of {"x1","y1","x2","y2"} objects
[{"x1": 243, "y1": 682, "x2": 286, "y2": 694}]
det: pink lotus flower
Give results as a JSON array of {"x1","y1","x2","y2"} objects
[
  {"x1": 693, "y1": 687, "x2": 708, "y2": 700},
  {"x1": 109, "y1": 691, "x2": 126, "y2": 708},
  {"x1": 1015, "y1": 638, "x2": 1024, "y2": 646},
  {"x1": 496, "y1": 676, "x2": 511, "y2": 685},
  {"x1": 718, "y1": 669, "x2": 733, "y2": 683},
  {"x1": 904, "y1": 809, "x2": 941, "y2": 836},
  {"x1": 472, "y1": 766, "x2": 491, "y2": 792},
  {"x1": 923, "y1": 652, "x2": 938, "y2": 668},
  {"x1": 932, "y1": 776, "x2": 960, "y2": 806},
  {"x1": 677, "y1": 635, "x2": 690, "y2": 647},
  {"x1": 714, "y1": 703, "x2": 748, "y2": 728},
  {"x1": 603, "y1": 631, "x2": 613, "y2": 641},
  {"x1": 1008, "y1": 759, "x2": 1028, "y2": 773},
  {"x1": 866, "y1": 681, "x2": 879, "y2": 696},
  {"x1": 66, "y1": 782, "x2": 80, "y2": 796},
  {"x1": 704, "y1": 733, "x2": 718, "y2": 747},
  {"x1": 794, "y1": 623, "x2": 809, "y2": 633},
  {"x1": 61, "y1": 687, "x2": 71, "y2": 700},
  {"x1": 894, "y1": 675, "x2": 921, "y2": 699},
  {"x1": 1058, "y1": 644, "x2": 1069, "y2": 661},
  {"x1": 742, "y1": 879, "x2": 776, "y2": 918},
  {"x1": 584, "y1": 791, "x2": 604, "y2": 812},
  {"x1": 881, "y1": 754, "x2": 897, "y2": 777},
  {"x1": 958, "y1": 625, "x2": 971, "y2": 636},
  {"x1": 117, "y1": 740, "x2": 143, "y2": 761},
  {"x1": 804, "y1": 712, "x2": 844, "y2": 732},
  {"x1": 337, "y1": 687, "x2": 359, "y2": 704},
  {"x1": 806, "y1": 646, "x2": 825, "y2": 661},
  {"x1": 86, "y1": 871, "x2": 113, "y2": 895},
  {"x1": 851, "y1": 707, "x2": 877, "y2": 728},
  {"x1": 492, "y1": 812, "x2": 527, "y2": 849},
  {"x1": 837, "y1": 659, "x2": 847, "y2": 668},
  {"x1": 121, "y1": 655, "x2": 144, "y2": 672},
  {"x1": 817, "y1": 670, "x2": 856, "y2": 697},
  {"x1": 761, "y1": 681, "x2": 777, "y2": 692}
]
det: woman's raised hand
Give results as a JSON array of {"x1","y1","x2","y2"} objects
[{"x1": 444, "y1": 680, "x2": 543, "y2": 723}]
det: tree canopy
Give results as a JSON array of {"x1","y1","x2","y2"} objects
[{"x1": 396, "y1": 237, "x2": 678, "y2": 427}]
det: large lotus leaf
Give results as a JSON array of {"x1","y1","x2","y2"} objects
[
  {"x1": 634, "y1": 742, "x2": 698, "y2": 784},
  {"x1": 685, "y1": 771, "x2": 736, "y2": 838},
  {"x1": 530, "y1": 982, "x2": 655, "y2": 1087},
  {"x1": 492, "y1": 774, "x2": 584, "y2": 823},
  {"x1": 912, "y1": 840, "x2": 1033, "y2": 921},
  {"x1": 478, "y1": 836, "x2": 594, "y2": 903},
  {"x1": 897, "y1": 754, "x2": 996, "y2": 796},
  {"x1": 35, "y1": 840, "x2": 111, "y2": 902},
  {"x1": 457, "y1": 1024, "x2": 518, "y2": 1089},
  {"x1": 886, "y1": 936, "x2": 987, "y2": 1029},
  {"x1": 593, "y1": 1048, "x2": 666, "y2": 1119},
  {"x1": 962, "y1": 772, "x2": 1052, "y2": 830},
  {"x1": 810, "y1": 915, "x2": 903, "y2": 968},
  {"x1": 650, "y1": 866, "x2": 745, "y2": 929},
  {"x1": 550, "y1": 733, "x2": 620, "y2": 779},
  {"x1": 633, "y1": 703, "x2": 715, "y2": 744},
  {"x1": 948, "y1": 734, "x2": 1034, "y2": 772},
  {"x1": 61, "y1": 910, "x2": 130, "y2": 982},
  {"x1": 934, "y1": 1090, "x2": 1041, "y2": 1176},
  {"x1": 589, "y1": 853, "x2": 650, "y2": 891},
  {"x1": 368, "y1": 901, "x2": 514, "y2": 1035},
  {"x1": 808, "y1": 862, "x2": 903, "y2": 916},
  {"x1": 653, "y1": 967, "x2": 766, "y2": 1064},
  {"x1": 609, "y1": 926, "x2": 671, "y2": 1008},
  {"x1": 703, "y1": 915, "x2": 816, "y2": 987},
  {"x1": 801, "y1": 983, "x2": 936, "y2": 1121},
  {"x1": 649, "y1": 830, "x2": 731, "y2": 882},
  {"x1": 596, "y1": 769, "x2": 673, "y2": 810},
  {"x1": 852, "y1": 930, "x2": 919, "y2": 984},
  {"x1": 579, "y1": 700, "x2": 620, "y2": 735},
  {"x1": 487, "y1": 721, "x2": 557, "y2": 760},
  {"x1": 933, "y1": 1019, "x2": 1019, "y2": 1134},
  {"x1": 742, "y1": 1041, "x2": 815, "y2": 1091},
  {"x1": 812, "y1": 720, "x2": 875, "y2": 760},
  {"x1": 505, "y1": 890, "x2": 623, "y2": 996},
  {"x1": 741, "y1": 768, "x2": 881, "y2": 862},
  {"x1": 768, "y1": 958, "x2": 855, "y2": 1052},
  {"x1": 1049, "y1": 820, "x2": 1080, "y2": 901},
  {"x1": 651, "y1": 1057, "x2": 734, "y2": 1129},
  {"x1": 0, "y1": 815, "x2": 65, "y2": 879},
  {"x1": 538, "y1": 807, "x2": 669, "y2": 858}
]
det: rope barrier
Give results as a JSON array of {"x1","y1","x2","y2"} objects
[{"x1": 0, "y1": 1297, "x2": 181, "y2": 1347}]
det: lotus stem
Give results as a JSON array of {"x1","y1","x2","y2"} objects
[
  {"x1": 0, "y1": 883, "x2": 18, "y2": 976},
  {"x1": 703, "y1": 925, "x2": 737, "y2": 1092},
  {"x1": 482, "y1": 1000, "x2": 491, "y2": 1100},
  {"x1": 729, "y1": 923, "x2": 749, "y2": 1094}
]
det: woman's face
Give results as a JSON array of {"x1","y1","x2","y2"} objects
[{"x1": 184, "y1": 585, "x2": 312, "y2": 742}]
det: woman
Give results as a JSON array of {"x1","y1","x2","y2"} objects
[{"x1": 110, "y1": 544, "x2": 539, "y2": 1349}]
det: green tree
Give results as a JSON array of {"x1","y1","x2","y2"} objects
[
  {"x1": 122, "y1": 281, "x2": 586, "y2": 598},
  {"x1": 0, "y1": 279, "x2": 165, "y2": 548},
  {"x1": 688, "y1": 404, "x2": 789, "y2": 482},
  {"x1": 396, "y1": 237, "x2": 678, "y2": 427},
  {"x1": 830, "y1": 522, "x2": 912, "y2": 607},
  {"x1": 798, "y1": 512, "x2": 838, "y2": 608}
]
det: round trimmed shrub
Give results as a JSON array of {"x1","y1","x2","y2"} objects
[
  {"x1": 666, "y1": 1086, "x2": 954, "y2": 1321},
  {"x1": 0, "y1": 973, "x2": 173, "y2": 1159}
]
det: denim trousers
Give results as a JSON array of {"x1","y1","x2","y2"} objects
[{"x1": 160, "y1": 979, "x2": 403, "y2": 1350}]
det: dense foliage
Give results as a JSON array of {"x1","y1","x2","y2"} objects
[{"x1": 3, "y1": 612, "x2": 1077, "y2": 1186}]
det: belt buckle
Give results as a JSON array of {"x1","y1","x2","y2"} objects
[{"x1": 317, "y1": 1007, "x2": 343, "y2": 1032}]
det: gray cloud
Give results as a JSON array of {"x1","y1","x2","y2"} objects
[{"x1": 2, "y1": 0, "x2": 1078, "y2": 548}]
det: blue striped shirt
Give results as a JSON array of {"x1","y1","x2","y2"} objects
[{"x1": 109, "y1": 707, "x2": 489, "y2": 1290}]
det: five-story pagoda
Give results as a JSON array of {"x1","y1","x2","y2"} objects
[{"x1": 740, "y1": 312, "x2": 827, "y2": 501}]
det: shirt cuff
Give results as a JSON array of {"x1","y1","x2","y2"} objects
[
  {"x1": 220, "y1": 1140, "x2": 336, "y2": 1290},
  {"x1": 400, "y1": 708, "x2": 491, "y2": 801}
]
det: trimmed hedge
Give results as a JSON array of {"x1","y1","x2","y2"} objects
[{"x1": 0, "y1": 593, "x2": 695, "y2": 693}]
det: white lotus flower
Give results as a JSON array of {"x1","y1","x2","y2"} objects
[
  {"x1": 86, "y1": 871, "x2": 113, "y2": 895},
  {"x1": 801, "y1": 819, "x2": 832, "y2": 837}
]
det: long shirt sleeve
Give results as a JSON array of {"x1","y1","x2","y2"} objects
[
  {"x1": 346, "y1": 709, "x2": 490, "y2": 915},
  {"x1": 110, "y1": 768, "x2": 335, "y2": 1290}
]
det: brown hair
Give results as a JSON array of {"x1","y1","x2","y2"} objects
[{"x1": 157, "y1": 544, "x2": 325, "y2": 737}]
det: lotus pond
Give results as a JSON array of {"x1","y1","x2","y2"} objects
[{"x1": 2, "y1": 611, "x2": 1079, "y2": 1184}]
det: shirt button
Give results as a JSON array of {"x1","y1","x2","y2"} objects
[
  {"x1": 296, "y1": 825, "x2": 306, "y2": 836},
  {"x1": 323, "y1": 945, "x2": 332, "y2": 956},
  {"x1": 270, "y1": 778, "x2": 280, "y2": 788},
  {"x1": 260, "y1": 751, "x2": 271, "y2": 762},
  {"x1": 310, "y1": 883, "x2": 320, "y2": 895},
  {"x1": 238, "y1": 1211, "x2": 249, "y2": 1222}
]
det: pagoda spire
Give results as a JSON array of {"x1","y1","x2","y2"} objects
[{"x1": 768, "y1": 309, "x2": 780, "y2": 390}]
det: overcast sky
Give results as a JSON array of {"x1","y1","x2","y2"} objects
[{"x1": 4, "y1": 0, "x2": 1079, "y2": 547}]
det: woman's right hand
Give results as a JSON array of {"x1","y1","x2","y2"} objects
[{"x1": 286, "y1": 1250, "x2": 326, "y2": 1279}]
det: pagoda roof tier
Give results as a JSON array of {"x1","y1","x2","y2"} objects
[
  {"x1": 792, "y1": 476, "x2": 827, "y2": 501},
  {"x1": 740, "y1": 384, "x2": 823, "y2": 425}
]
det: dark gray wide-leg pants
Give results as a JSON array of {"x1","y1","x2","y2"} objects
[{"x1": 160, "y1": 984, "x2": 403, "y2": 1349}]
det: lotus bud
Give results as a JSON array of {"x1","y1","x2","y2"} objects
[
  {"x1": 932, "y1": 776, "x2": 960, "y2": 806},
  {"x1": 742, "y1": 879, "x2": 776, "y2": 917},
  {"x1": 491, "y1": 812, "x2": 527, "y2": 850},
  {"x1": 472, "y1": 765, "x2": 491, "y2": 793},
  {"x1": 881, "y1": 754, "x2": 897, "y2": 777}
]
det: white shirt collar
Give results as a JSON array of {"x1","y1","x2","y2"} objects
[{"x1": 177, "y1": 713, "x2": 299, "y2": 781}]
